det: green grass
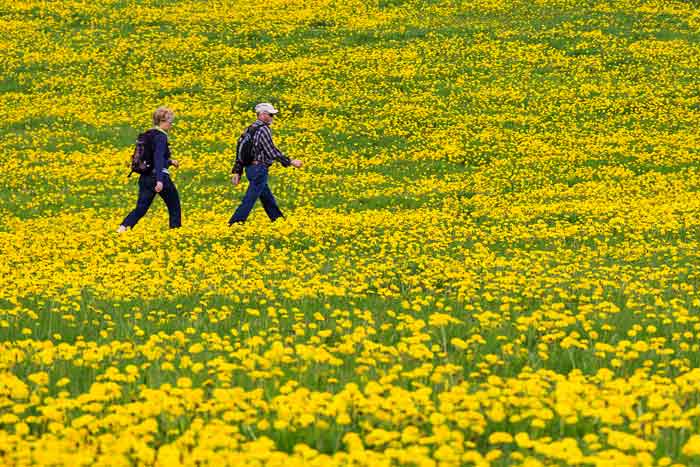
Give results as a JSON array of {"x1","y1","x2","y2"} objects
[{"x1": 3, "y1": 0, "x2": 700, "y2": 463}]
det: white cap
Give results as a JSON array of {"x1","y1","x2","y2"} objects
[{"x1": 255, "y1": 102, "x2": 279, "y2": 115}]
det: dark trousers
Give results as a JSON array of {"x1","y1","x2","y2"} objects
[
  {"x1": 122, "y1": 174, "x2": 181, "y2": 229},
  {"x1": 229, "y1": 165, "x2": 283, "y2": 224}
]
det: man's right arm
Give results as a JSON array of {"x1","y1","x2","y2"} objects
[
  {"x1": 232, "y1": 157, "x2": 244, "y2": 176},
  {"x1": 232, "y1": 134, "x2": 245, "y2": 175},
  {"x1": 231, "y1": 135, "x2": 244, "y2": 185}
]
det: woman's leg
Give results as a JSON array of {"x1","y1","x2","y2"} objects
[
  {"x1": 121, "y1": 175, "x2": 157, "y2": 228},
  {"x1": 159, "y1": 177, "x2": 182, "y2": 228}
]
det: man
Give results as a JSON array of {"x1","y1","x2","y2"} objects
[{"x1": 229, "y1": 103, "x2": 302, "y2": 225}]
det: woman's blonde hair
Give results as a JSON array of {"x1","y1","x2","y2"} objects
[{"x1": 153, "y1": 106, "x2": 175, "y2": 126}]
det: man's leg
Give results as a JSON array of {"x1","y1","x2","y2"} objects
[
  {"x1": 159, "y1": 177, "x2": 182, "y2": 229},
  {"x1": 229, "y1": 166, "x2": 265, "y2": 224},
  {"x1": 259, "y1": 183, "x2": 283, "y2": 221},
  {"x1": 121, "y1": 175, "x2": 157, "y2": 228}
]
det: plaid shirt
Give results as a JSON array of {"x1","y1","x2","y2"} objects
[{"x1": 232, "y1": 120, "x2": 291, "y2": 175}]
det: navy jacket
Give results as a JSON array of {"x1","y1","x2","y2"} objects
[{"x1": 152, "y1": 130, "x2": 173, "y2": 183}]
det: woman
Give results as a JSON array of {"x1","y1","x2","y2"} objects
[{"x1": 118, "y1": 106, "x2": 181, "y2": 232}]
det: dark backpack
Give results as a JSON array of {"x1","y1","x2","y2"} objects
[
  {"x1": 128, "y1": 129, "x2": 157, "y2": 177},
  {"x1": 236, "y1": 125, "x2": 262, "y2": 166}
]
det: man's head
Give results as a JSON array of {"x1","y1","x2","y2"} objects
[{"x1": 255, "y1": 102, "x2": 278, "y2": 124}]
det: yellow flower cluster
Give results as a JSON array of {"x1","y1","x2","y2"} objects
[{"x1": 2, "y1": 0, "x2": 700, "y2": 465}]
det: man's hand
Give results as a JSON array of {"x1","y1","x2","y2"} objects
[
  {"x1": 155, "y1": 181, "x2": 163, "y2": 193},
  {"x1": 291, "y1": 159, "x2": 303, "y2": 168},
  {"x1": 231, "y1": 174, "x2": 240, "y2": 186},
  {"x1": 170, "y1": 159, "x2": 179, "y2": 168}
]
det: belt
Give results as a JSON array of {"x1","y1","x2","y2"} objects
[{"x1": 248, "y1": 160, "x2": 265, "y2": 166}]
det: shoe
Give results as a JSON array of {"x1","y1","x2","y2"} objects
[{"x1": 117, "y1": 225, "x2": 128, "y2": 233}]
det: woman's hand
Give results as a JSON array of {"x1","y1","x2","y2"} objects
[
  {"x1": 170, "y1": 159, "x2": 179, "y2": 168},
  {"x1": 155, "y1": 181, "x2": 163, "y2": 193}
]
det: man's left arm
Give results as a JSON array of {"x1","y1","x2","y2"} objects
[{"x1": 260, "y1": 127, "x2": 292, "y2": 167}]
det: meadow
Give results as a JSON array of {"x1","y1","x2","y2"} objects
[{"x1": 1, "y1": 0, "x2": 700, "y2": 465}]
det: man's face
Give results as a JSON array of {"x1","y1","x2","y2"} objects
[{"x1": 261, "y1": 112, "x2": 275, "y2": 124}]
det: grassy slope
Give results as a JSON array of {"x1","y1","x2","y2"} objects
[{"x1": 1, "y1": 0, "x2": 700, "y2": 464}]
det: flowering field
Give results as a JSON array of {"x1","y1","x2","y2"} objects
[{"x1": 2, "y1": 0, "x2": 700, "y2": 465}]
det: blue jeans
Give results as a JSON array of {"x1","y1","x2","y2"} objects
[
  {"x1": 229, "y1": 165, "x2": 283, "y2": 224},
  {"x1": 121, "y1": 174, "x2": 181, "y2": 229}
]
